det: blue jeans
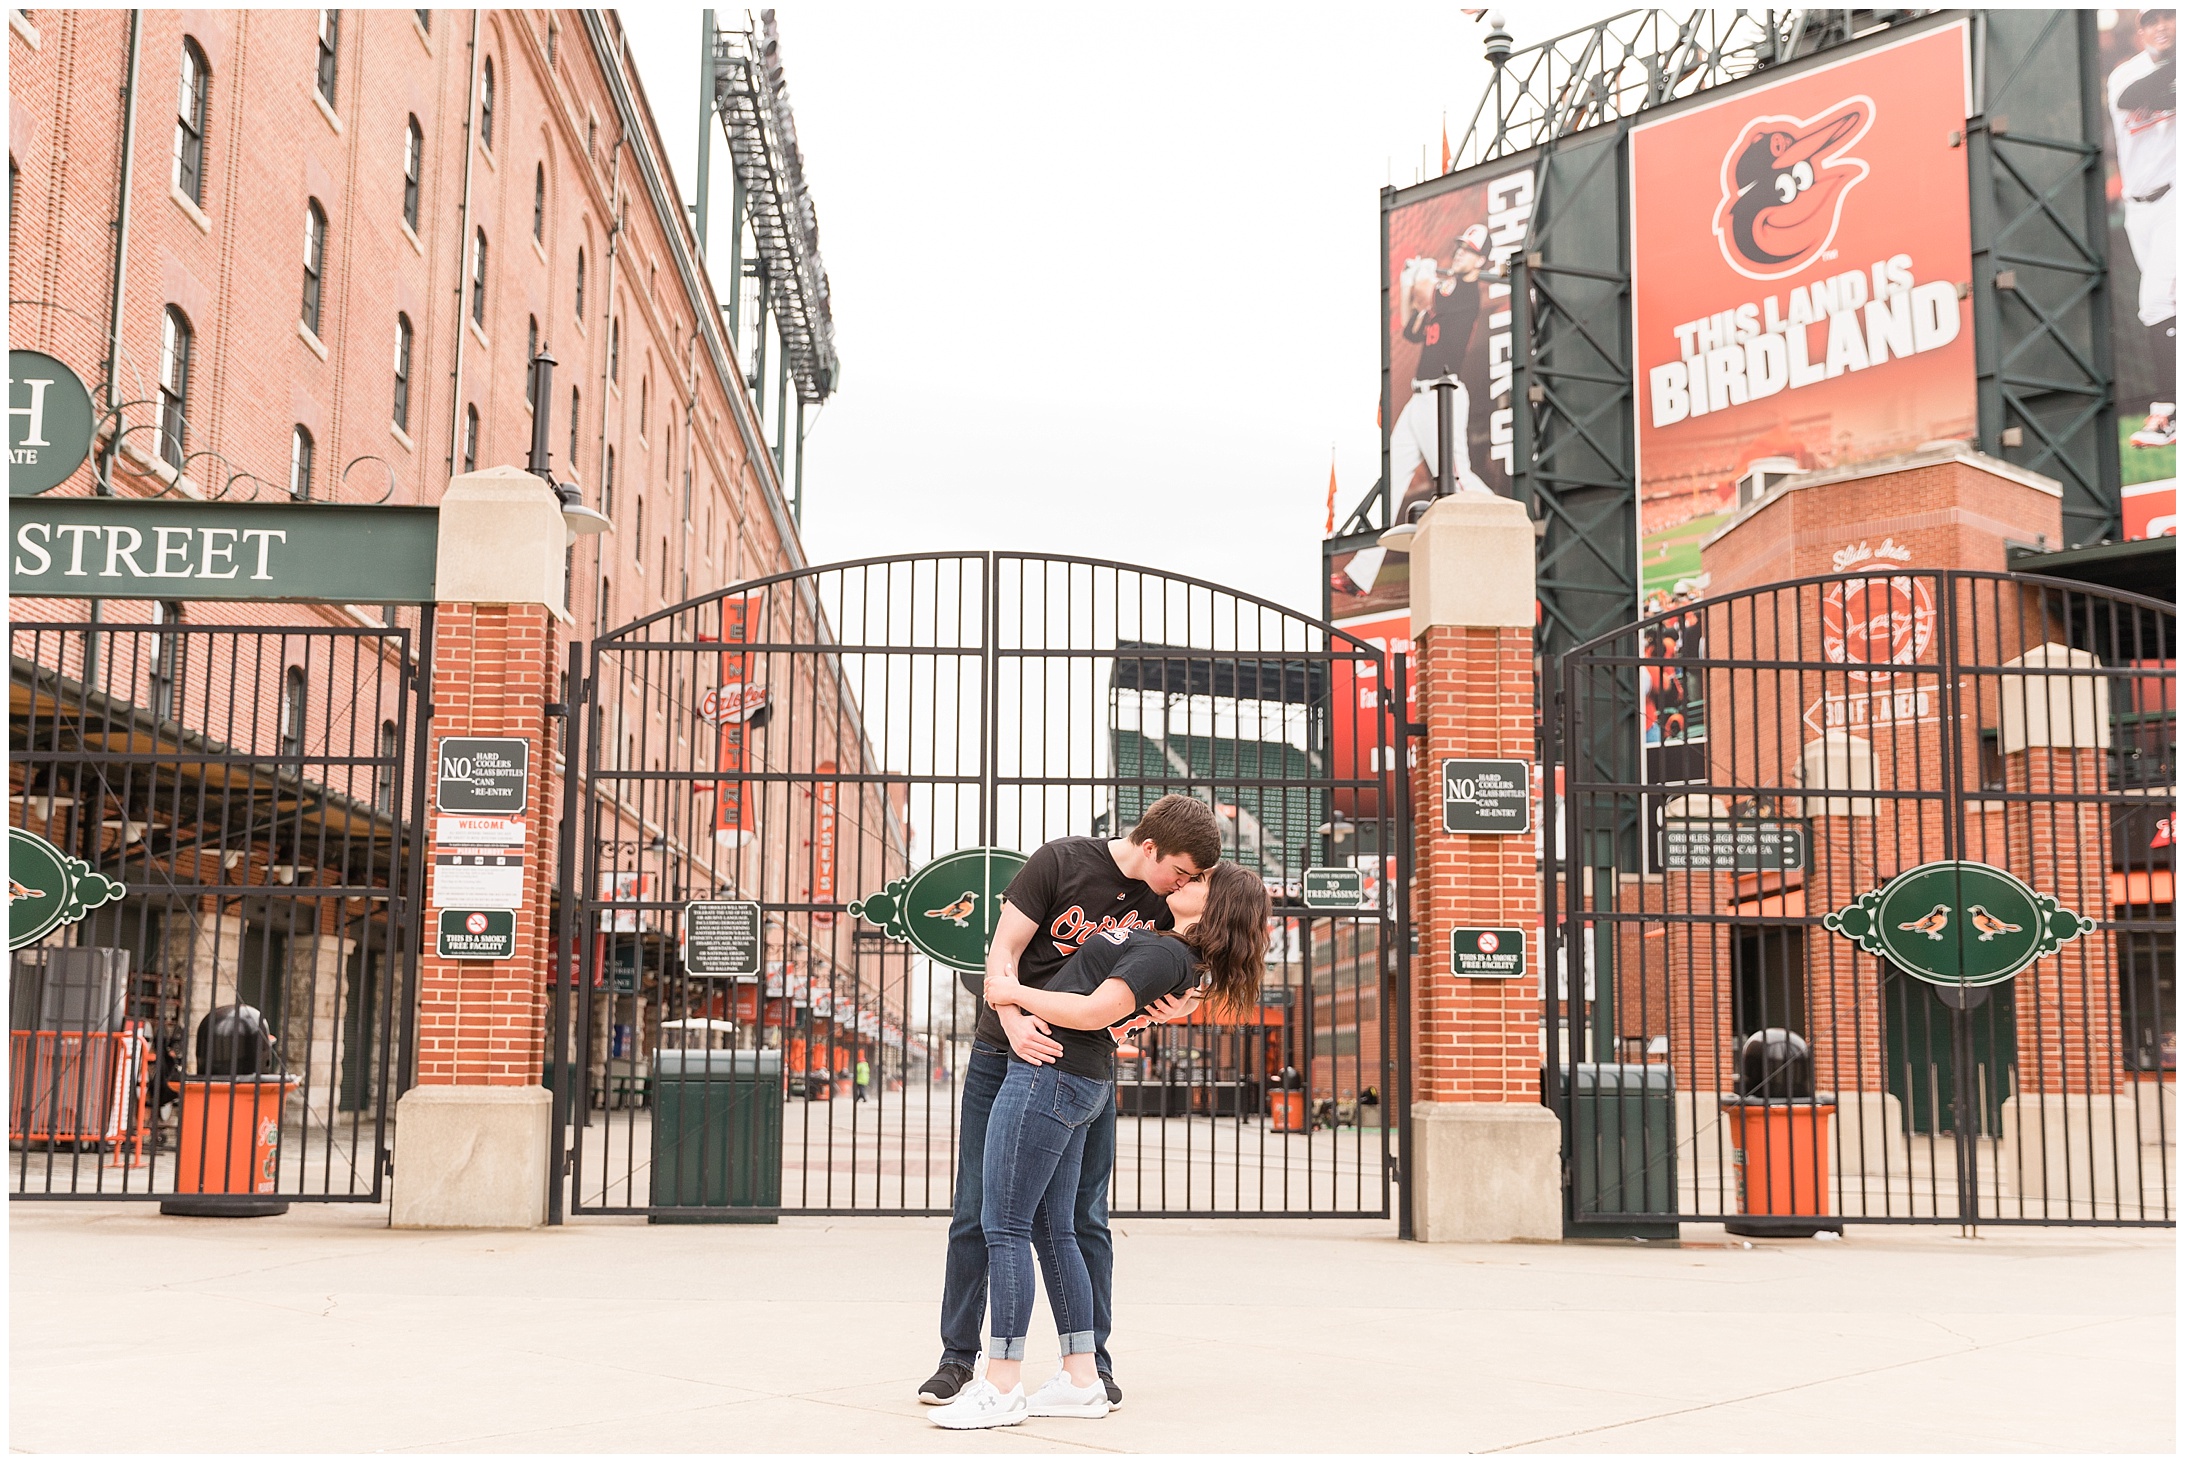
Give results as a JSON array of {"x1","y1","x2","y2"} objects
[
  {"x1": 979, "y1": 1061, "x2": 1111, "y2": 1359},
  {"x1": 940, "y1": 1043, "x2": 1115, "y2": 1372}
]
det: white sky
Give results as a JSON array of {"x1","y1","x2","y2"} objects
[{"x1": 620, "y1": 4, "x2": 1618, "y2": 617}]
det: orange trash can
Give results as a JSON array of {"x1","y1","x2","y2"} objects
[
  {"x1": 161, "y1": 1076, "x2": 296, "y2": 1217},
  {"x1": 1269, "y1": 1090, "x2": 1307, "y2": 1132},
  {"x1": 1722, "y1": 1096, "x2": 1840, "y2": 1238}
]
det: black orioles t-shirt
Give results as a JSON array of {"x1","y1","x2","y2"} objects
[
  {"x1": 1042, "y1": 929, "x2": 1201, "y2": 1080},
  {"x1": 974, "y1": 836, "x2": 1171, "y2": 1050}
]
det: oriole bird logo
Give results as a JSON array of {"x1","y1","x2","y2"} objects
[
  {"x1": 925, "y1": 891, "x2": 978, "y2": 928},
  {"x1": 1966, "y1": 905, "x2": 2023, "y2": 942},
  {"x1": 1898, "y1": 904, "x2": 1950, "y2": 940},
  {"x1": 1714, "y1": 98, "x2": 1874, "y2": 279},
  {"x1": 9, "y1": 879, "x2": 46, "y2": 903}
]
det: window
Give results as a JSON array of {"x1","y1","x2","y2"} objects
[
  {"x1": 532, "y1": 162, "x2": 545, "y2": 241},
  {"x1": 316, "y1": 10, "x2": 340, "y2": 106},
  {"x1": 374, "y1": 720, "x2": 399, "y2": 813},
  {"x1": 402, "y1": 115, "x2": 422, "y2": 230},
  {"x1": 172, "y1": 38, "x2": 210, "y2": 205},
  {"x1": 415, "y1": 9, "x2": 429, "y2": 32},
  {"x1": 547, "y1": 19, "x2": 558, "y2": 68},
  {"x1": 597, "y1": 577, "x2": 611, "y2": 635},
  {"x1": 609, "y1": 317, "x2": 619, "y2": 380},
  {"x1": 281, "y1": 666, "x2": 308, "y2": 759},
  {"x1": 586, "y1": 113, "x2": 597, "y2": 159},
  {"x1": 633, "y1": 496, "x2": 644, "y2": 564},
  {"x1": 479, "y1": 57, "x2": 495, "y2": 150},
  {"x1": 470, "y1": 227, "x2": 487, "y2": 327},
  {"x1": 393, "y1": 313, "x2": 413, "y2": 430},
  {"x1": 568, "y1": 386, "x2": 580, "y2": 463},
  {"x1": 157, "y1": 306, "x2": 192, "y2": 468},
  {"x1": 149, "y1": 600, "x2": 185, "y2": 723},
  {"x1": 301, "y1": 199, "x2": 327, "y2": 334},
  {"x1": 525, "y1": 317, "x2": 538, "y2": 405},
  {"x1": 638, "y1": 377, "x2": 647, "y2": 434},
  {"x1": 462, "y1": 404, "x2": 479, "y2": 473},
  {"x1": 574, "y1": 248, "x2": 586, "y2": 317},
  {"x1": 604, "y1": 446, "x2": 615, "y2": 517},
  {"x1": 289, "y1": 425, "x2": 315, "y2": 499}
]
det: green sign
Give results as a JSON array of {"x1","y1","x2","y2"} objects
[
  {"x1": 849, "y1": 846, "x2": 1027, "y2": 972},
  {"x1": 1451, "y1": 926, "x2": 1526, "y2": 979},
  {"x1": 9, "y1": 498, "x2": 439, "y2": 603},
  {"x1": 8, "y1": 827, "x2": 124, "y2": 950},
  {"x1": 9, "y1": 351, "x2": 95, "y2": 496},
  {"x1": 1442, "y1": 758, "x2": 1531, "y2": 834},
  {"x1": 1301, "y1": 866, "x2": 1370, "y2": 910},
  {"x1": 1822, "y1": 860, "x2": 2096, "y2": 988},
  {"x1": 437, "y1": 908, "x2": 516, "y2": 961}
]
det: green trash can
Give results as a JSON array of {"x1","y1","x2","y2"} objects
[
  {"x1": 649, "y1": 1049, "x2": 783, "y2": 1224},
  {"x1": 1562, "y1": 1063, "x2": 1679, "y2": 1239}
]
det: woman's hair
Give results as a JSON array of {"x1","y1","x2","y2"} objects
[{"x1": 1175, "y1": 861, "x2": 1269, "y2": 1008}]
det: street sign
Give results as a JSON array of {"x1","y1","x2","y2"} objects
[
  {"x1": 9, "y1": 351, "x2": 95, "y2": 495},
  {"x1": 436, "y1": 737, "x2": 529, "y2": 814},
  {"x1": 683, "y1": 900, "x2": 763, "y2": 977},
  {"x1": 7, "y1": 498, "x2": 439, "y2": 601},
  {"x1": 850, "y1": 846, "x2": 1028, "y2": 972},
  {"x1": 1300, "y1": 866, "x2": 1371, "y2": 910},
  {"x1": 431, "y1": 853, "x2": 525, "y2": 909},
  {"x1": 436, "y1": 908, "x2": 515, "y2": 960},
  {"x1": 1442, "y1": 758, "x2": 1531, "y2": 834},
  {"x1": 1451, "y1": 926, "x2": 1527, "y2": 979},
  {"x1": 1662, "y1": 819, "x2": 1809, "y2": 871},
  {"x1": 1822, "y1": 859, "x2": 2096, "y2": 988},
  {"x1": 7, "y1": 827, "x2": 124, "y2": 950}
]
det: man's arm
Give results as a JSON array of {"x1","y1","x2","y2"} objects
[{"x1": 985, "y1": 904, "x2": 1063, "y2": 1065}]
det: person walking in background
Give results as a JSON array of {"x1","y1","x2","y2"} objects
[
  {"x1": 928, "y1": 863, "x2": 1270, "y2": 1429},
  {"x1": 854, "y1": 1056, "x2": 871, "y2": 1102},
  {"x1": 916, "y1": 795, "x2": 1223, "y2": 1413}
]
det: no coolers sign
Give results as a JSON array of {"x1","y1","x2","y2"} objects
[{"x1": 9, "y1": 498, "x2": 439, "y2": 603}]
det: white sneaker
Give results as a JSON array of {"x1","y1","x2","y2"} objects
[
  {"x1": 929, "y1": 1379, "x2": 1028, "y2": 1430},
  {"x1": 2130, "y1": 403, "x2": 2177, "y2": 449},
  {"x1": 1026, "y1": 1370, "x2": 1111, "y2": 1419}
]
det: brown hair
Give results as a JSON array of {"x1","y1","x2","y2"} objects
[
  {"x1": 1175, "y1": 861, "x2": 1269, "y2": 1009},
  {"x1": 1129, "y1": 794, "x2": 1222, "y2": 873}
]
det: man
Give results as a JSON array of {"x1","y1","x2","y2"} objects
[
  {"x1": 1390, "y1": 222, "x2": 1500, "y2": 505},
  {"x1": 854, "y1": 1056, "x2": 871, "y2": 1102},
  {"x1": 917, "y1": 794, "x2": 1223, "y2": 1412},
  {"x1": 2109, "y1": 8, "x2": 2177, "y2": 447}
]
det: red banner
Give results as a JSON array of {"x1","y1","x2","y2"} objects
[
  {"x1": 709, "y1": 596, "x2": 758, "y2": 844},
  {"x1": 813, "y1": 762, "x2": 837, "y2": 924}
]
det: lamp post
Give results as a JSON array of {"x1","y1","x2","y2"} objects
[
  {"x1": 527, "y1": 343, "x2": 613, "y2": 542},
  {"x1": 1378, "y1": 372, "x2": 1465, "y2": 551}
]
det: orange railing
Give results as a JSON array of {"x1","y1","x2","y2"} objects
[{"x1": 9, "y1": 1028, "x2": 153, "y2": 1168}]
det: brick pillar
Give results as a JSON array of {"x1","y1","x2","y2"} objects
[
  {"x1": 393, "y1": 467, "x2": 570, "y2": 1229},
  {"x1": 1393, "y1": 493, "x2": 1559, "y2": 1241}
]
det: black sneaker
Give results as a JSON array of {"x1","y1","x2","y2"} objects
[
  {"x1": 1100, "y1": 1373, "x2": 1123, "y2": 1410},
  {"x1": 918, "y1": 1361, "x2": 976, "y2": 1406}
]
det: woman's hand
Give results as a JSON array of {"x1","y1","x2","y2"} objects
[
  {"x1": 984, "y1": 971, "x2": 1025, "y2": 1008},
  {"x1": 1145, "y1": 988, "x2": 1204, "y2": 1024}
]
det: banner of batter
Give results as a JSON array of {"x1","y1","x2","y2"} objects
[{"x1": 2101, "y1": 7, "x2": 2177, "y2": 538}]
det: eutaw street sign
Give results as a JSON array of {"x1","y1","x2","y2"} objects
[{"x1": 1821, "y1": 859, "x2": 2096, "y2": 988}]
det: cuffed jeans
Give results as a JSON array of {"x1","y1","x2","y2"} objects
[
  {"x1": 979, "y1": 1061, "x2": 1110, "y2": 1359},
  {"x1": 940, "y1": 1042, "x2": 1115, "y2": 1373}
]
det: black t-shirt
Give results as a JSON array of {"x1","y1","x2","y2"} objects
[
  {"x1": 1409, "y1": 275, "x2": 1482, "y2": 385},
  {"x1": 1042, "y1": 929, "x2": 1201, "y2": 1080},
  {"x1": 973, "y1": 836, "x2": 1171, "y2": 1049}
]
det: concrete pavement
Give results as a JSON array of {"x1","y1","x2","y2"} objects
[{"x1": 8, "y1": 1205, "x2": 2174, "y2": 1453}]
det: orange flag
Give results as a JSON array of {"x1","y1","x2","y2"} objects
[
  {"x1": 1440, "y1": 113, "x2": 1451, "y2": 174},
  {"x1": 1324, "y1": 455, "x2": 1339, "y2": 536}
]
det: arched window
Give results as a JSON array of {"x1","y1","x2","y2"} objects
[
  {"x1": 609, "y1": 316, "x2": 619, "y2": 380},
  {"x1": 172, "y1": 39, "x2": 210, "y2": 205},
  {"x1": 479, "y1": 56, "x2": 495, "y2": 150},
  {"x1": 633, "y1": 496, "x2": 644, "y2": 564},
  {"x1": 403, "y1": 115, "x2": 422, "y2": 230},
  {"x1": 289, "y1": 425, "x2": 315, "y2": 499},
  {"x1": 568, "y1": 386, "x2": 581, "y2": 464},
  {"x1": 462, "y1": 404, "x2": 479, "y2": 473},
  {"x1": 525, "y1": 316, "x2": 539, "y2": 405},
  {"x1": 301, "y1": 199, "x2": 327, "y2": 334},
  {"x1": 316, "y1": 10, "x2": 341, "y2": 106},
  {"x1": 157, "y1": 306, "x2": 193, "y2": 468},
  {"x1": 604, "y1": 446, "x2": 616, "y2": 517},
  {"x1": 470, "y1": 227, "x2": 487, "y2": 327},
  {"x1": 415, "y1": 10, "x2": 430, "y2": 33},
  {"x1": 638, "y1": 376, "x2": 647, "y2": 434},
  {"x1": 393, "y1": 313, "x2": 413, "y2": 430},
  {"x1": 280, "y1": 665, "x2": 308, "y2": 759},
  {"x1": 597, "y1": 577, "x2": 611, "y2": 636},
  {"x1": 574, "y1": 248, "x2": 586, "y2": 318},
  {"x1": 532, "y1": 162, "x2": 545, "y2": 241}
]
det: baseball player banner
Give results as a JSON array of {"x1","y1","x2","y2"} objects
[
  {"x1": 2101, "y1": 7, "x2": 2177, "y2": 540},
  {"x1": 1629, "y1": 22, "x2": 1977, "y2": 610}
]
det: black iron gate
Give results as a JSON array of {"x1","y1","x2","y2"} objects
[
  {"x1": 9, "y1": 610, "x2": 429, "y2": 1204},
  {"x1": 1548, "y1": 570, "x2": 2174, "y2": 1229},
  {"x1": 558, "y1": 552, "x2": 1405, "y2": 1220}
]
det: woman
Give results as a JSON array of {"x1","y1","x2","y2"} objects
[{"x1": 929, "y1": 861, "x2": 1269, "y2": 1430}]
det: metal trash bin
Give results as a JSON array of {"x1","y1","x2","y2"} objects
[
  {"x1": 1562, "y1": 1062, "x2": 1679, "y2": 1239},
  {"x1": 649, "y1": 1048, "x2": 782, "y2": 1224}
]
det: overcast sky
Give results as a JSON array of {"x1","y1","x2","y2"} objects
[{"x1": 621, "y1": 4, "x2": 1615, "y2": 616}]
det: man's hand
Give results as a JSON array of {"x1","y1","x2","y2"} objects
[{"x1": 997, "y1": 1004, "x2": 1063, "y2": 1065}]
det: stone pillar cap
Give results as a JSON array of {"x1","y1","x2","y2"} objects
[{"x1": 1403, "y1": 491, "x2": 1536, "y2": 633}]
